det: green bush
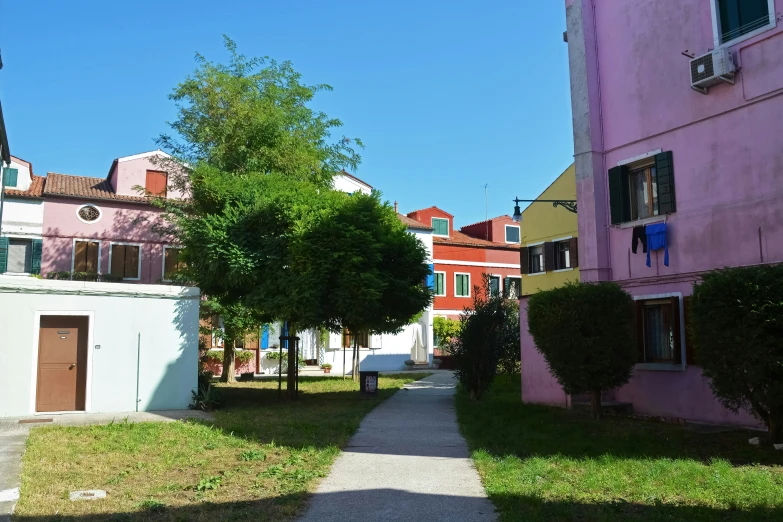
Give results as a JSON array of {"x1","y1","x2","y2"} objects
[
  {"x1": 691, "y1": 265, "x2": 783, "y2": 444},
  {"x1": 264, "y1": 350, "x2": 306, "y2": 368},
  {"x1": 204, "y1": 349, "x2": 254, "y2": 364},
  {"x1": 45, "y1": 271, "x2": 123, "y2": 283},
  {"x1": 528, "y1": 281, "x2": 635, "y2": 419},
  {"x1": 433, "y1": 316, "x2": 461, "y2": 352},
  {"x1": 452, "y1": 275, "x2": 519, "y2": 400}
]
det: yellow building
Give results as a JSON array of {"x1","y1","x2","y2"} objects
[{"x1": 520, "y1": 164, "x2": 579, "y2": 295}]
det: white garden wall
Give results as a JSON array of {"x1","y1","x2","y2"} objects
[{"x1": 0, "y1": 276, "x2": 199, "y2": 417}]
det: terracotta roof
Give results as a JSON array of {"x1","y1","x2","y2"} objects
[
  {"x1": 4, "y1": 175, "x2": 46, "y2": 199},
  {"x1": 397, "y1": 213, "x2": 432, "y2": 230},
  {"x1": 461, "y1": 215, "x2": 514, "y2": 228},
  {"x1": 407, "y1": 206, "x2": 454, "y2": 218},
  {"x1": 44, "y1": 173, "x2": 151, "y2": 203},
  {"x1": 433, "y1": 230, "x2": 520, "y2": 250}
]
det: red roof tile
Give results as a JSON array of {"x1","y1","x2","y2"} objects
[
  {"x1": 461, "y1": 215, "x2": 514, "y2": 229},
  {"x1": 433, "y1": 230, "x2": 520, "y2": 250},
  {"x1": 44, "y1": 173, "x2": 151, "y2": 203},
  {"x1": 397, "y1": 213, "x2": 431, "y2": 230},
  {"x1": 3, "y1": 175, "x2": 46, "y2": 199}
]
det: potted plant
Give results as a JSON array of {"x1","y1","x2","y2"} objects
[
  {"x1": 432, "y1": 358, "x2": 442, "y2": 370},
  {"x1": 404, "y1": 359, "x2": 415, "y2": 370},
  {"x1": 321, "y1": 363, "x2": 332, "y2": 374}
]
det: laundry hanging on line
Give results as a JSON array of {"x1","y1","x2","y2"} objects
[
  {"x1": 645, "y1": 222, "x2": 669, "y2": 267},
  {"x1": 631, "y1": 225, "x2": 647, "y2": 254}
]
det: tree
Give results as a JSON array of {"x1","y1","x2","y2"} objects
[
  {"x1": 200, "y1": 298, "x2": 267, "y2": 382},
  {"x1": 690, "y1": 266, "x2": 783, "y2": 444},
  {"x1": 433, "y1": 316, "x2": 461, "y2": 353},
  {"x1": 452, "y1": 275, "x2": 518, "y2": 400},
  {"x1": 527, "y1": 282, "x2": 635, "y2": 419},
  {"x1": 496, "y1": 299, "x2": 521, "y2": 375}
]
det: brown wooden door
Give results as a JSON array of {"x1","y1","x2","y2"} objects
[{"x1": 37, "y1": 316, "x2": 88, "y2": 412}]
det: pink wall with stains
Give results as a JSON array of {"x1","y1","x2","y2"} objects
[
  {"x1": 108, "y1": 153, "x2": 186, "y2": 199},
  {"x1": 520, "y1": 0, "x2": 782, "y2": 428}
]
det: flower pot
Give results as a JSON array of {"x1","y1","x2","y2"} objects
[
  {"x1": 433, "y1": 363, "x2": 440, "y2": 370},
  {"x1": 323, "y1": 368, "x2": 331, "y2": 374}
]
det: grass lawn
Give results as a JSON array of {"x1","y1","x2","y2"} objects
[
  {"x1": 14, "y1": 373, "x2": 429, "y2": 521},
  {"x1": 456, "y1": 375, "x2": 783, "y2": 522}
]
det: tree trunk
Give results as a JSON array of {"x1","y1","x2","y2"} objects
[
  {"x1": 351, "y1": 339, "x2": 359, "y2": 382},
  {"x1": 286, "y1": 333, "x2": 297, "y2": 400},
  {"x1": 590, "y1": 388, "x2": 602, "y2": 420},
  {"x1": 221, "y1": 340, "x2": 236, "y2": 382},
  {"x1": 768, "y1": 417, "x2": 782, "y2": 445}
]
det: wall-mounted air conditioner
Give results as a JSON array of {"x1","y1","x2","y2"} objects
[{"x1": 690, "y1": 48, "x2": 736, "y2": 94}]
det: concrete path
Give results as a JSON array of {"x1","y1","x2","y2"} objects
[
  {"x1": 299, "y1": 372, "x2": 497, "y2": 522},
  {"x1": 0, "y1": 409, "x2": 211, "y2": 521}
]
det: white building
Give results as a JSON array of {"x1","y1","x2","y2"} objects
[
  {"x1": 0, "y1": 276, "x2": 199, "y2": 417},
  {"x1": 1, "y1": 156, "x2": 45, "y2": 275}
]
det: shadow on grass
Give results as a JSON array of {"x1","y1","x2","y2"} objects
[
  {"x1": 456, "y1": 375, "x2": 783, "y2": 467},
  {"x1": 11, "y1": 490, "x2": 783, "y2": 522}
]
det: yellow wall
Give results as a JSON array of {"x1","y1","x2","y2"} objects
[{"x1": 520, "y1": 164, "x2": 579, "y2": 295}]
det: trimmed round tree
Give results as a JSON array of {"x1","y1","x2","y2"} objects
[
  {"x1": 527, "y1": 281, "x2": 635, "y2": 419},
  {"x1": 691, "y1": 265, "x2": 783, "y2": 444}
]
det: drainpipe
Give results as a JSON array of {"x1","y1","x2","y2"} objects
[{"x1": 135, "y1": 333, "x2": 141, "y2": 412}]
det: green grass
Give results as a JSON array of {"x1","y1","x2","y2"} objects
[
  {"x1": 456, "y1": 375, "x2": 783, "y2": 522},
  {"x1": 14, "y1": 374, "x2": 430, "y2": 521}
]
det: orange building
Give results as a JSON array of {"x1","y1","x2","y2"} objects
[{"x1": 405, "y1": 207, "x2": 522, "y2": 318}]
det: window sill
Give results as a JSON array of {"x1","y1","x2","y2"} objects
[
  {"x1": 716, "y1": 22, "x2": 776, "y2": 50},
  {"x1": 615, "y1": 215, "x2": 667, "y2": 229},
  {"x1": 553, "y1": 267, "x2": 574, "y2": 273},
  {"x1": 635, "y1": 363, "x2": 685, "y2": 372},
  {"x1": 527, "y1": 272, "x2": 546, "y2": 277},
  {"x1": 454, "y1": 295, "x2": 471, "y2": 298}
]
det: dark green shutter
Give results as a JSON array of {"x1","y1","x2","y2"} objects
[
  {"x1": 3, "y1": 168, "x2": 18, "y2": 188},
  {"x1": 655, "y1": 151, "x2": 676, "y2": 215},
  {"x1": 543, "y1": 242, "x2": 555, "y2": 272},
  {"x1": 519, "y1": 247, "x2": 528, "y2": 274},
  {"x1": 608, "y1": 165, "x2": 630, "y2": 224},
  {"x1": 30, "y1": 239, "x2": 43, "y2": 274},
  {"x1": 0, "y1": 237, "x2": 8, "y2": 273},
  {"x1": 569, "y1": 237, "x2": 579, "y2": 268}
]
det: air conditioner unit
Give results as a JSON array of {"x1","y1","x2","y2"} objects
[{"x1": 690, "y1": 48, "x2": 736, "y2": 94}]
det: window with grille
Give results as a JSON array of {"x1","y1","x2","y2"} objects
[{"x1": 77, "y1": 205, "x2": 101, "y2": 223}]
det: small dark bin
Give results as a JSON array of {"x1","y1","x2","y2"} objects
[{"x1": 359, "y1": 371, "x2": 379, "y2": 398}]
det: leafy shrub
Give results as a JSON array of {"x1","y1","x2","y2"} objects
[
  {"x1": 320, "y1": 363, "x2": 332, "y2": 369},
  {"x1": 453, "y1": 275, "x2": 519, "y2": 400},
  {"x1": 45, "y1": 271, "x2": 122, "y2": 283},
  {"x1": 264, "y1": 350, "x2": 305, "y2": 367},
  {"x1": 691, "y1": 265, "x2": 783, "y2": 444},
  {"x1": 433, "y1": 316, "x2": 461, "y2": 353},
  {"x1": 191, "y1": 384, "x2": 220, "y2": 411},
  {"x1": 527, "y1": 281, "x2": 635, "y2": 419}
]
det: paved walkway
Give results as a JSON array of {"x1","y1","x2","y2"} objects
[
  {"x1": 299, "y1": 372, "x2": 497, "y2": 522},
  {"x1": 0, "y1": 410, "x2": 211, "y2": 521}
]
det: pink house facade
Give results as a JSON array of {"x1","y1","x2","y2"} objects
[
  {"x1": 522, "y1": 0, "x2": 783, "y2": 427},
  {"x1": 41, "y1": 151, "x2": 185, "y2": 284}
]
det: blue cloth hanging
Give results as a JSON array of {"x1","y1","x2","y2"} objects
[{"x1": 646, "y1": 223, "x2": 669, "y2": 267}]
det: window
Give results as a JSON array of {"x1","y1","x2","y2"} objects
[
  {"x1": 609, "y1": 151, "x2": 675, "y2": 225},
  {"x1": 110, "y1": 243, "x2": 141, "y2": 279},
  {"x1": 163, "y1": 247, "x2": 186, "y2": 281},
  {"x1": 505, "y1": 225, "x2": 520, "y2": 244},
  {"x1": 145, "y1": 170, "x2": 168, "y2": 197},
  {"x1": 73, "y1": 240, "x2": 100, "y2": 273},
  {"x1": 433, "y1": 271, "x2": 446, "y2": 296},
  {"x1": 554, "y1": 240, "x2": 571, "y2": 270},
  {"x1": 504, "y1": 277, "x2": 522, "y2": 299},
  {"x1": 343, "y1": 329, "x2": 370, "y2": 348},
  {"x1": 455, "y1": 273, "x2": 470, "y2": 297},
  {"x1": 2, "y1": 167, "x2": 18, "y2": 188},
  {"x1": 636, "y1": 297, "x2": 682, "y2": 365},
  {"x1": 77, "y1": 205, "x2": 101, "y2": 223},
  {"x1": 432, "y1": 217, "x2": 449, "y2": 236},
  {"x1": 489, "y1": 275, "x2": 501, "y2": 297},
  {"x1": 713, "y1": 0, "x2": 774, "y2": 45},
  {"x1": 528, "y1": 245, "x2": 544, "y2": 274}
]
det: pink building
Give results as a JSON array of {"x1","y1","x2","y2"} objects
[
  {"x1": 41, "y1": 151, "x2": 186, "y2": 284},
  {"x1": 522, "y1": 0, "x2": 783, "y2": 427}
]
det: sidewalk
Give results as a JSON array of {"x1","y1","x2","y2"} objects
[
  {"x1": 298, "y1": 372, "x2": 497, "y2": 522},
  {"x1": 0, "y1": 409, "x2": 211, "y2": 521}
]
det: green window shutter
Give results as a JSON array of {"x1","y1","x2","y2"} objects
[
  {"x1": 655, "y1": 151, "x2": 676, "y2": 215},
  {"x1": 432, "y1": 218, "x2": 449, "y2": 236},
  {"x1": 0, "y1": 237, "x2": 8, "y2": 273},
  {"x1": 608, "y1": 165, "x2": 630, "y2": 224},
  {"x1": 30, "y1": 239, "x2": 43, "y2": 274},
  {"x1": 3, "y1": 168, "x2": 18, "y2": 188},
  {"x1": 543, "y1": 242, "x2": 555, "y2": 272}
]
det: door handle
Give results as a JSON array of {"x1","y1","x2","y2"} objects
[{"x1": 69, "y1": 363, "x2": 77, "y2": 370}]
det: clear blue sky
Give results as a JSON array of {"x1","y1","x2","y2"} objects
[{"x1": 1, "y1": 0, "x2": 573, "y2": 228}]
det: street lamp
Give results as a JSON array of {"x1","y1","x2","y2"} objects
[{"x1": 511, "y1": 197, "x2": 577, "y2": 223}]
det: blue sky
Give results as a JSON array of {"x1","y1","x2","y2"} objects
[{"x1": 0, "y1": 0, "x2": 573, "y2": 227}]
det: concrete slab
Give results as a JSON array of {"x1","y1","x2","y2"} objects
[{"x1": 298, "y1": 372, "x2": 497, "y2": 522}]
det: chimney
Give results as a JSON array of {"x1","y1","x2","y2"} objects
[{"x1": 394, "y1": 201, "x2": 398, "y2": 213}]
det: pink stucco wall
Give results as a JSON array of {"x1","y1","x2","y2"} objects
[
  {"x1": 41, "y1": 197, "x2": 175, "y2": 284},
  {"x1": 108, "y1": 155, "x2": 186, "y2": 199},
  {"x1": 520, "y1": 0, "x2": 783, "y2": 427}
]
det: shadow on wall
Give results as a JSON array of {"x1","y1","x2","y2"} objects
[
  {"x1": 10, "y1": 489, "x2": 783, "y2": 522},
  {"x1": 42, "y1": 206, "x2": 175, "y2": 281},
  {"x1": 138, "y1": 293, "x2": 199, "y2": 411}
]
